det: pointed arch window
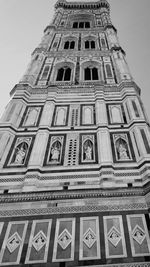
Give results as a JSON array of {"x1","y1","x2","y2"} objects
[
  {"x1": 72, "y1": 21, "x2": 90, "y2": 29},
  {"x1": 84, "y1": 67, "x2": 99, "y2": 81},
  {"x1": 132, "y1": 100, "x2": 140, "y2": 118},
  {"x1": 56, "y1": 67, "x2": 72, "y2": 81},
  {"x1": 64, "y1": 40, "x2": 75, "y2": 50},
  {"x1": 85, "y1": 40, "x2": 95, "y2": 49}
]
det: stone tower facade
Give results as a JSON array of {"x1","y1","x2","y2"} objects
[{"x1": 0, "y1": 0, "x2": 149, "y2": 266}]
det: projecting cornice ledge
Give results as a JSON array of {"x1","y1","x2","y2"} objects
[
  {"x1": 55, "y1": 0, "x2": 110, "y2": 11},
  {"x1": 0, "y1": 182, "x2": 150, "y2": 204}
]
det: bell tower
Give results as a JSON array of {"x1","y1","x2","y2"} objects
[{"x1": 0, "y1": 0, "x2": 149, "y2": 266}]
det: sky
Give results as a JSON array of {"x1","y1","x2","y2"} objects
[{"x1": 0, "y1": 0, "x2": 150, "y2": 119}]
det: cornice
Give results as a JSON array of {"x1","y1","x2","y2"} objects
[
  {"x1": 55, "y1": 0, "x2": 110, "y2": 11},
  {"x1": 0, "y1": 186, "x2": 146, "y2": 204}
]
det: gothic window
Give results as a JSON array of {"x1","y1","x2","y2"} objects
[
  {"x1": 85, "y1": 40, "x2": 95, "y2": 49},
  {"x1": 73, "y1": 22, "x2": 78, "y2": 28},
  {"x1": 41, "y1": 66, "x2": 50, "y2": 80},
  {"x1": 56, "y1": 67, "x2": 71, "y2": 81},
  {"x1": 132, "y1": 100, "x2": 140, "y2": 118},
  {"x1": 140, "y1": 129, "x2": 150, "y2": 154},
  {"x1": 73, "y1": 21, "x2": 90, "y2": 29},
  {"x1": 105, "y1": 64, "x2": 113, "y2": 78},
  {"x1": 64, "y1": 40, "x2": 75, "y2": 50},
  {"x1": 84, "y1": 67, "x2": 99, "y2": 81}
]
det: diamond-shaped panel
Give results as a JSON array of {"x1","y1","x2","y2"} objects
[
  {"x1": 58, "y1": 229, "x2": 72, "y2": 250},
  {"x1": 32, "y1": 230, "x2": 47, "y2": 252},
  {"x1": 83, "y1": 228, "x2": 96, "y2": 248},
  {"x1": 107, "y1": 226, "x2": 121, "y2": 247},
  {"x1": 7, "y1": 232, "x2": 22, "y2": 253},
  {"x1": 132, "y1": 225, "x2": 146, "y2": 245}
]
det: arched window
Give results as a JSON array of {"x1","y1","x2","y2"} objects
[
  {"x1": 84, "y1": 67, "x2": 99, "y2": 81},
  {"x1": 56, "y1": 67, "x2": 72, "y2": 81},
  {"x1": 64, "y1": 41, "x2": 75, "y2": 50},
  {"x1": 64, "y1": 41, "x2": 69, "y2": 49},
  {"x1": 85, "y1": 22, "x2": 90, "y2": 28},
  {"x1": 70, "y1": 41, "x2": 75, "y2": 49},
  {"x1": 85, "y1": 67, "x2": 91, "y2": 80},
  {"x1": 91, "y1": 40, "x2": 95, "y2": 49},
  {"x1": 79, "y1": 22, "x2": 84, "y2": 28},
  {"x1": 72, "y1": 21, "x2": 90, "y2": 29},
  {"x1": 85, "y1": 40, "x2": 95, "y2": 49},
  {"x1": 92, "y1": 67, "x2": 98, "y2": 80},
  {"x1": 73, "y1": 22, "x2": 78, "y2": 28},
  {"x1": 105, "y1": 64, "x2": 113, "y2": 78},
  {"x1": 85, "y1": 40, "x2": 89, "y2": 49}
]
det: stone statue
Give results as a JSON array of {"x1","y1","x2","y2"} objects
[
  {"x1": 84, "y1": 143, "x2": 93, "y2": 161},
  {"x1": 50, "y1": 144, "x2": 60, "y2": 161},
  {"x1": 14, "y1": 145, "x2": 26, "y2": 164},
  {"x1": 118, "y1": 143, "x2": 129, "y2": 160}
]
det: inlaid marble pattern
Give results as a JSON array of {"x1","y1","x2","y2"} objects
[
  {"x1": 25, "y1": 219, "x2": 52, "y2": 264},
  {"x1": 0, "y1": 221, "x2": 28, "y2": 265},
  {"x1": 52, "y1": 218, "x2": 75, "y2": 262},
  {"x1": 103, "y1": 215, "x2": 127, "y2": 258},
  {"x1": 127, "y1": 214, "x2": 150, "y2": 256},
  {"x1": 80, "y1": 216, "x2": 100, "y2": 260}
]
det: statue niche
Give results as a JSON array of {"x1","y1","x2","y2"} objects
[
  {"x1": 115, "y1": 138, "x2": 130, "y2": 160},
  {"x1": 83, "y1": 139, "x2": 94, "y2": 161},
  {"x1": 11, "y1": 142, "x2": 28, "y2": 165},
  {"x1": 49, "y1": 140, "x2": 61, "y2": 163}
]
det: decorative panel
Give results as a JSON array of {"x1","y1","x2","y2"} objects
[
  {"x1": 52, "y1": 218, "x2": 75, "y2": 262},
  {"x1": 52, "y1": 105, "x2": 69, "y2": 126},
  {"x1": 79, "y1": 217, "x2": 100, "y2": 260},
  {"x1": 21, "y1": 106, "x2": 42, "y2": 127},
  {"x1": 4, "y1": 136, "x2": 34, "y2": 168},
  {"x1": 44, "y1": 134, "x2": 66, "y2": 166},
  {"x1": 107, "y1": 104, "x2": 124, "y2": 124},
  {"x1": 111, "y1": 132, "x2": 135, "y2": 163},
  {"x1": 25, "y1": 219, "x2": 52, "y2": 264},
  {"x1": 0, "y1": 221, "x2": 28, "y2": 265},
  {"x1": 79, "y1": 133, "x2": 98, "y2": 164},
  {"x1": 81, "y1": 104, "x2": 95, "y2": 125},
  {"x1": 127, "y1": 214, "x2": 150, "y2": 256},
  {"x1": 103, "y1": 216, "x2": 127, "y2": 258}
]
